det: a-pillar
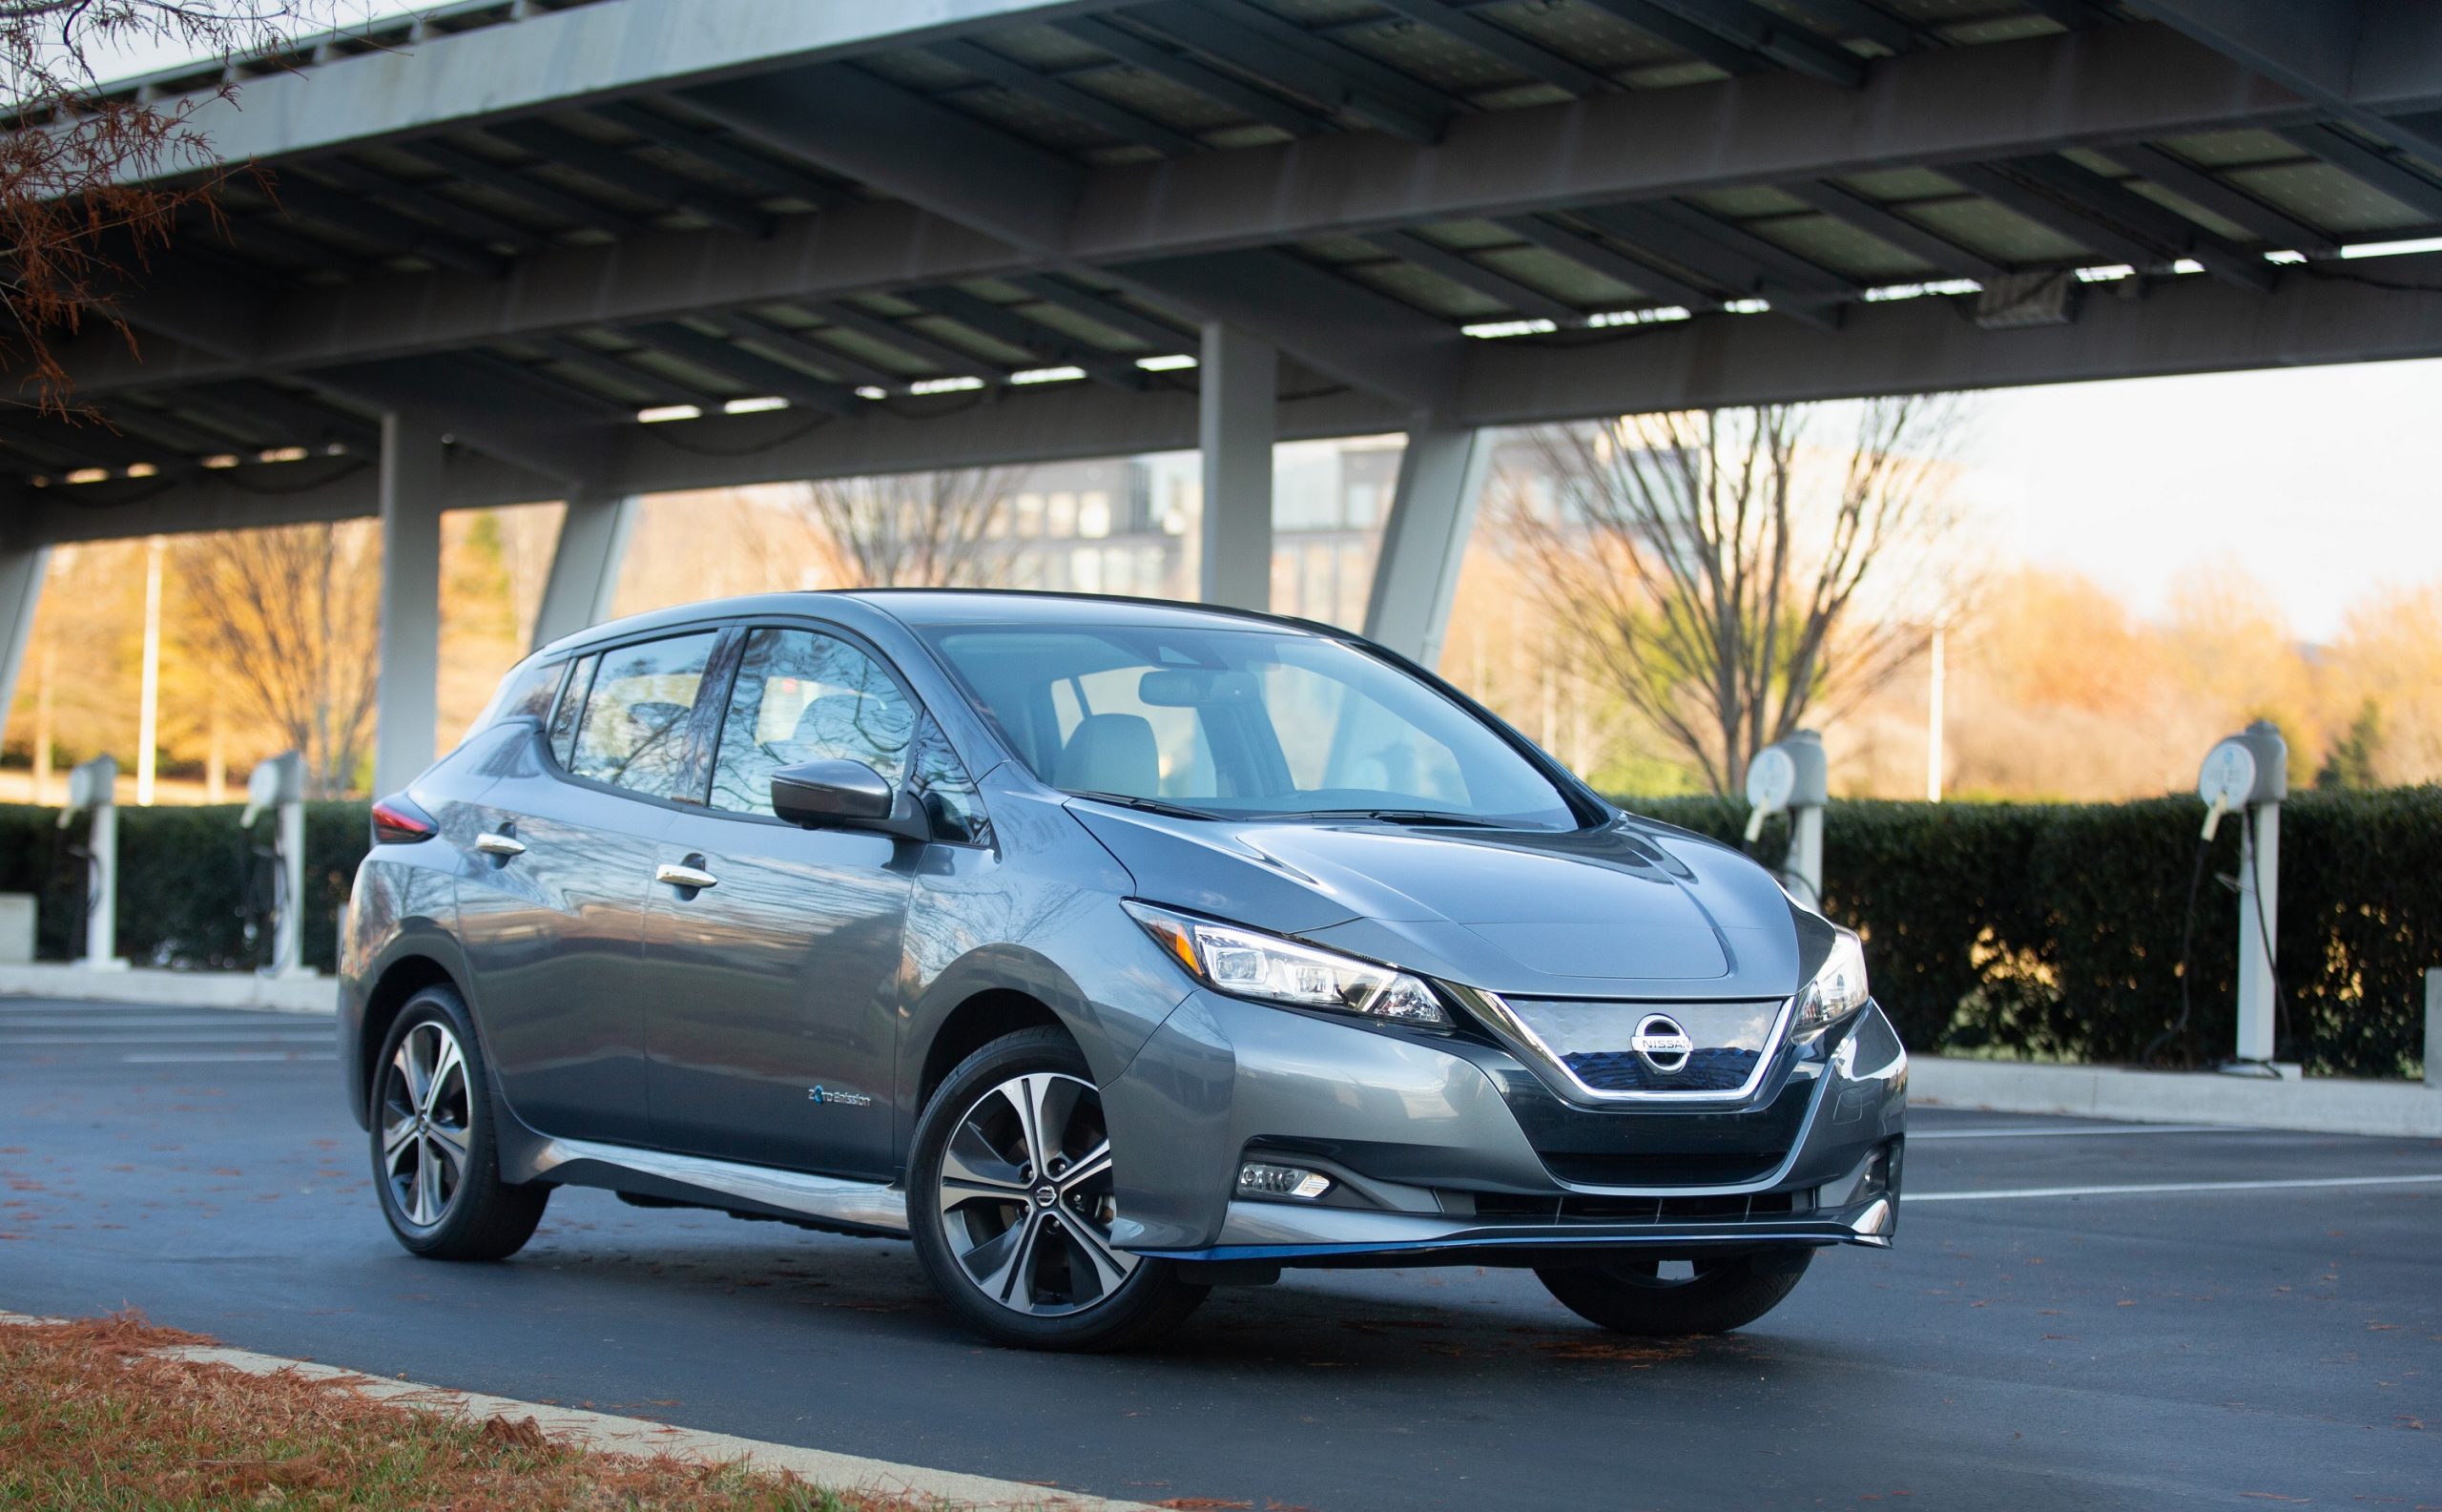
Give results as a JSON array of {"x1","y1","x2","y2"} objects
[
  {"x1": 530, "y1": 491, "x2": 638, "y2": 651},
  {"x1": 1198, "y1": 321, "x2": 1274, "y2": 611},
  {"x1": 1362, "y1": 426, "x2": 1492, "y2": 667},
  {"x1": 0, "y1": 542, "x2": 49, "y2": 757},
  {"x1": 374, "y1": 415, "x2": 446, "y2": 795}
]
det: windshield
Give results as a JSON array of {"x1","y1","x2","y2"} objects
[{"x1": 919, "y1": 622, "x2": 1580, "y2": 829}]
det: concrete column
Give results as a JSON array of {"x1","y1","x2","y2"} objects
[
  {"x1": 531, "y1": 491, "x2": 639, "y2": 651},
  {"x1": 0, "y1": 543, "x2": 49, "y2": 760},
  {"x1": 374, "y1": 414, "x2": 446, "y2": 795},
  {"x1": 2425, "y1": 968, "x2": 2439, "y2": 1089},
  {"x1": 1362, "y1": 426, "x2": 1492, "y2": 667},
  {"x1": 1198, "y1": 321, "x2": 1275, "y2": 611}
]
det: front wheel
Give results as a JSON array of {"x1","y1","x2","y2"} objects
[
  {"x1": 369, "y1": 986, "x2": 548, "y2": 1261},
  {"x1": 908, "y1": 1027, "x2": 1207, "y2": 1351},
  {"x1": 1536, "y1": 1249, "x2": 1812, "y2": 1336}
]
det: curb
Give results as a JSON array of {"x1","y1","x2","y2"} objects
[
  {"x1": 1911, "y1": 1055, "x2": 2442, "y2": 1139},
  {"x1": 0, "y1": 963, "x2": 335, "y2": 1016},
  {"x1": 0, "y1": 1311, "x2": 1153, "y2": 1511}
]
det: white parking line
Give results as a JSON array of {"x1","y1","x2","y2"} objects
[
  {"x1": 1912, "y1": 1124, "x2": 2238, "y2": 1140},
  {"x1": 0, "y1": 1033, "x2": 330, "y2": 1045},
  {"x1": 121, "y1": 1051, "x2": 337, "y2": 1064},
  {"x1": 1909, "y1": 1173, "x2": 2442, "y2": 1202}
]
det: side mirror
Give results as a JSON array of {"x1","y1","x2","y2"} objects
[{"x1": 770, "y1": 759, "x2": 928, "y2": 840}]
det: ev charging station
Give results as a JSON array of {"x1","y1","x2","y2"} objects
[
  {"x1": 240, "y1": 751, "x2": 312, "y2": 980},
  {"x1": 1746, "y1": 730, "x2": 1829, "y2": 908},
  {"x1": 57, "y1": 755, "x2": 126, "y2": 971},
  {"x1": 2197, "y1": 720, "x2": 2288, "y2": 1075}
]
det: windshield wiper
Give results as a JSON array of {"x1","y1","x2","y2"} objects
[
  {"x1": 1293, "y1": 808, "x2": 1506, "y2": 828},
  {"x1": 1066, "y1": 790, "x2": 1216, "y2": 820}
]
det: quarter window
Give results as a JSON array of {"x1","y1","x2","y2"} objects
[
  {"x1": 709, "y1": 628, "x2": 916, "y2": 818},
  {"x1": 564, "y1": 632, "x2": 718, "y2": 799}
]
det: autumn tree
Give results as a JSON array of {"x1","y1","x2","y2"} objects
[
  {"x1": 175, "y1": 520, "x2": 379, "y2": 796},
  {"x1": 774, "y1": 467, "x2": 1024, "y2": 589},
  {"x1": 1500, "y1": 399, "x2": 1975, "y2": 795},
  {"x1": 4, "y1": 0, "x2": 322, "y2": 409}
]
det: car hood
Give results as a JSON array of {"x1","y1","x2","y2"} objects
[{"x1": 1066, "y1": 804, "x2": 1816, "y2": 1001}]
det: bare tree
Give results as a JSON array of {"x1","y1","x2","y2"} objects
[
  {"x1": 175, "y1": 520, "x2": 379, "y2": 796},
  {"x1": 776, "y1": 467, "x2": 1024, "y2": 589},
  {"x1": 1502, "y1": 399, "x2": 1974, "y2": 794},
  {"x1": 3, "y1": 1, "x2": 323, "y2": 411}
]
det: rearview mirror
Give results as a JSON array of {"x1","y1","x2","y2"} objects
[{"x1": 770, "y1": 759, "x2": 928, "y2": 839}]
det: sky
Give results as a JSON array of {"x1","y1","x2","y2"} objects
[{"x1": 1959, "y1": 358, "x2": 2442, "y2": 642}]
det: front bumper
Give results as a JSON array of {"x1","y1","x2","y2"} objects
[{"x1": 1098, "y1": 988, "x2": 1907, "y2": 1266}]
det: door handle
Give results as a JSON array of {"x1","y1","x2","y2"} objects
[
  {"x1": 475, "y1": 831, "x2": 527, "y2": 858},
  {"x1": 655, "y1": 861, "x2": 719, "y2": 891}
]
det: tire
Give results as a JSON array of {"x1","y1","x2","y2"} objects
[
  {"x1": 908, "y1": 1026, "x2": 1208, "y2": 1352},
  {"x1": 368, "y1": 985, "x2": 548, "y2": 1261},
  {"x1": 1536, "y1": 1248, "x2": 1812, "y2": 1336}
]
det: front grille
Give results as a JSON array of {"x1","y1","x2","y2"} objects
[
  {"x1": 1564, "y1": 1046, "x2": 1761, "y2": 1094},
  {"x1": 1498, "y1": 997, "x2": 1786, "y2": 1098},
  {"x1": 1467, "y1": 1190, "x2": 1811, "y2": 1224}
]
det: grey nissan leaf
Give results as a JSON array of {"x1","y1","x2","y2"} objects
[{"x1": 340, "y1": 590, "x2": 1905, "y2": 1351}]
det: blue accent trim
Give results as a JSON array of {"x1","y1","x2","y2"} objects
[{"x1": 1136, "y1": 1226, "x2": 1858, "y2": 1263}]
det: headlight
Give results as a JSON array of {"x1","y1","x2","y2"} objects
[
  {"x1": 1123, "y1": 901, "x2": 1451, "y2": 1028},
  {"x1": 1793, "y1": 927, "x2": 1870, "y2": 1035}
]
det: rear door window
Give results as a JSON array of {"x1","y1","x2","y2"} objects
[{"x1": 564, "y1": 632, "x2": 720, "y2": 800}]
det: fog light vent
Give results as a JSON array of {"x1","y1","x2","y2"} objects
[{"x1": 1238, "y1": 1162, "x2": 1332, "y2": 1200}]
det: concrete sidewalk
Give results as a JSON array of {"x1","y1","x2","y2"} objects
[
  {"x1": 0, "y1": 963, "x2": 334, "y2": 1014},
  {"x1": 1911, "y1": 1055, "x2": 2442, "y2": 1138}
]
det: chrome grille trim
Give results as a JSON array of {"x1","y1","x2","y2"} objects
[{"x1": 1453, "y1": 985, "x2": 1795, "y2": 1106}]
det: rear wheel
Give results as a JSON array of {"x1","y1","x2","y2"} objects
[
  {"x1": 369, "y1": 986, "x2": 548, "y2": 1261},
  {"x1": 1536, "y1": 1249, "x2": 1812, "y2": 1336},
  {"x1": 908, "y1": 1027, "x2": 1207, "y2": 1351}
]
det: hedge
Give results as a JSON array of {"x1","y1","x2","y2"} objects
[
  {"x1": 0, "y1": 802, "x2": 367, "y2": 973},
  {"x1": 1, "y1": 788, "x2": 2432, "y2": 1078},
  {"x1": 1625, "y1": 788, "x2": 2439, "y2": 1080}
]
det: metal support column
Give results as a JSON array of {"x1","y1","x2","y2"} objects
[
  {"x1": 1362, "y1": 427, "x2": 1492, "y2": 667},
  {"x1": 0, "y1": 543, "x2": 49, "y2": 759},
  {"x1": 1198, "y1": 321, "x2": 1275, "y2": 612},
  {"x1": 374, "y1": 414, "x2": 446, "y2": 795},
  {"x1": 531, "y1": 491, "x2": 639, "y2": 651}
]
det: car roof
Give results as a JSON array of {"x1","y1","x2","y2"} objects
[{"x1": 533, "y1": 589, "x2": 1342, "y2": 659}]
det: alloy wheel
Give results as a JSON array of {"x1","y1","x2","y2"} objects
[
  {"x1": 935, "y1": 1071, "x2": 1136, "y2": 1316},
  {"x1": 379, "y1": 1019, "x2": 472, "y2": 1230}
]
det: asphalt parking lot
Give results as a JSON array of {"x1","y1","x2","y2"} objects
[{"x1": 3, "y1": 998, "x2": 2435, "y2": 1510}]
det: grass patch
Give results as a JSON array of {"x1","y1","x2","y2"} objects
[{"x1": 0, "y1": 1312, "x2": 929, "y2": 1510}]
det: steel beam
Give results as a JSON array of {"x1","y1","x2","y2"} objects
[
  {"x1": 2131, "y1": 0, "x2": 2442, "y2": 164},
  {"x1": 928, "y1": 37, "x2": 1203, "y2": 155},
  {"x1": 395, "y1": 140, "x2": 650, "y2": 238},
  {"x1": 61, "y1": 26, "x2": 2335, "y2": 399},
  {"x1": 1130, "y1": 0, "x2": 1459, "y2": 144},
  {"x1": 2000, "y1": 155, "x2": 2276, "y2": 290},
  {"x1": 374, "y1": 414, "x2": 445, "y2": 795},
  {"x1": 1625, "y1": 0, "x2": 1866, "y2": 87},
  {"x1": 1942, "y1": 161, "x2": 2163, "y2": 268},
  {"x1": 1006, "y1": 273, "x2": 1192, "y2": 350},
  {"x1": 532, "y1": 491, "x2": 639, "y2": 649},
  {"x1": 1374, "y1": 0, "x2": 1613, "y2": 96},
  {"x1": 589, "y1": 101, "x2": 852, "y2": 208},
  {"x1": 2277, "y1": 124, "x2": 2442, "y2": 225},
  {"x1": 1049, "y1": 15, "x2": 1331, "y2": 137},
  {"x1": 1199, "y1": 321, "x2": 1274, "y2": 611},
  {"x1": 1778, "y1": 181, "x2": 2007, "y2": 280},
  {"x1": 125, "y1": 0, "x2": 1124, "y2": 177},
  {"x1": 1367, "y1": 230, "x2": 1583, "y2": 323},
  {"x1": 1492, "y1": 217, "x2": 1723, "y2": 310},
  {"x1": 485, "y1": 119, "x2": 773, "y2": 236},
  {"x1": 1363, "y1": 426, "x2": 1490, "y2": 668},
  {"x1": 896, "y1": 289, "x2": 1149, "y2": 388},
  {"x1": 623, "y1": 322, "x2": 861, "y2": 412},
  {"x1": 0, "y1": 545, "x2": 49, "y2": 757}
]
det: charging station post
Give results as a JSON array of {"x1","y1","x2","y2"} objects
[
  {"x1": 2197, "y1": 720, "x2": 2287, "y2": 1072},
  {"x1": 1746, "y1": 730, "x2": 1829, "y2": 909},
  {"x1": 57, "y1": 756, "x2": 127, "y2": 972},
  {"x1": 240, "y1": 751, "x2": 311, "y2": 980}
]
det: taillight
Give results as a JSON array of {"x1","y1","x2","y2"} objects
[{"x1": 370, "y1": 794, "x2": 439, "y2": 845}]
